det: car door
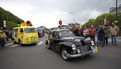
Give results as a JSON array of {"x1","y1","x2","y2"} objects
[{"x1": 51, "y1": 31, "x2": 60, "y2": 49}]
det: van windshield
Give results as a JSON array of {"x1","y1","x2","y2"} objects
[{"x1": 24, "y1": 28, "x2": 36, "y2": 33}]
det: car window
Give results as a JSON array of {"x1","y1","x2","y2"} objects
[
  {"x1": 53, "y1": 32, "x2": 59, "y2": 39},
  {"x1": 20, "y1": 28, "x2": 23, "y2": 33},
  {"x1": 13, "y1": 29, "x2": 18, "y2": 38},
  {"x1": 24, "y1": 28, "x2": 36, "y2": 33},
  {"x1": 59, "y1": 30, "x2": 74, "y2": 38}
]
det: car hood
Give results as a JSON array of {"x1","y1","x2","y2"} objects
[{"x1": 60, "y1": 36, "x2": 85, "y2": 43}]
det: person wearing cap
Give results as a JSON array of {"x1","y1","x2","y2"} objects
[
  {"x1": 0, "y1": 30, "x2": 5, "y2": 48},
  {"x1": 110, "y1": 23, "x2": 119, "y2": 46}
]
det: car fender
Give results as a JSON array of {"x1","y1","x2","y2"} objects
[
  {"x1": 58, "y1": 42, "x2": 74, "y2": 47},
  {"x1": 57, "y1": 42, "x2": 74, "y2": 53}
]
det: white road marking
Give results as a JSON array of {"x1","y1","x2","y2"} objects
[
  {"x1": 10, "y1": 45, "x2": 19, "y2": 48},
  {"x1": 37, "y1": 41, "x2": 44, "y2": 45},
  {"x1": 5, "y1": 43, "x2": 13, "y2": 47}
]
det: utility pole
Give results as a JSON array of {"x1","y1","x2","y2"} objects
[
  {"x1": 115, "y1": 0, "x2": 118, "y2": 23},
  {"x1": 70, "y1": 11, "x2": 75, "y2": 24}
]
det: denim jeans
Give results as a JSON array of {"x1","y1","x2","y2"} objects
[
  {"x1": 90, "y1": 35, "x2": 95, "y2": 42},
  {"x1": 111, "y1": 35, "x2": 117, "y2": 45},
  {"x1": 104, "y1": 37, "x2": 108, "y2": 45}
]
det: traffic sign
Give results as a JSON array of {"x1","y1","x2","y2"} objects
[{"x1": 59, "y1": 20, "x2": 62, "y2": 25}]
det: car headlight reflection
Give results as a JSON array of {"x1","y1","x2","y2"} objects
[
  {"x1": 91, "y1": 46, "x2": 93, "y2": 49},
  {"x1": 72, "y1": 44, "x2": 76, "y2": 50},
  {"x1": 91, "y1": 41, "x2": 94, "y2": 45}
]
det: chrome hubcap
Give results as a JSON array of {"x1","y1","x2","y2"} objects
[{"x1": 62, "y1": 50, "x2": 68, "y2": 60}]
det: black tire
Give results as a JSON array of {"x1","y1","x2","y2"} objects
[{"x1": 61, "y1": 47, "x2": 69, "y2": 61}]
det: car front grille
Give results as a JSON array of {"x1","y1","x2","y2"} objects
[{"x1": 77, "y1": 46, "x2": 91, "y2": 53}]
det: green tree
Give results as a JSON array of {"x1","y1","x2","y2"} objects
[
  {"x1": 83, "y1": 13, "x2": 121, "y2": 29},
  {"x1": 7, "y1": 21, "x2": 17, "y2": 29},
  {"x1": 41, "y1": 26, "x2": 49, "y2": 30},
  {"x1": 0, "y1": 7, "x2": 24, "y2": 28},
  {"x1": 83, "y1": 19, "x2": 96, "y2": 28}
]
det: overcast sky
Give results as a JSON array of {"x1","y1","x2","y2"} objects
[{"x1": 0, "y1": 0, "x2": 121, "y2": 28}]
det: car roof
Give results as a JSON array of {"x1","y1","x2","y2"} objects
[
  {"x1": 51, "y1": 29, "x2": 70, "y2": 32},
  {"x1": 13, "y1": 26, "x2": 36, "y2": 29}
]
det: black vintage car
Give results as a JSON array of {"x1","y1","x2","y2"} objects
[{"x1": 46, "y1": 29, "x2": 97, "y2": 60}]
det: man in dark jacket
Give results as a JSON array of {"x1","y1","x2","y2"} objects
[
  {"x1": 98, "y1": 26, "x2": 105, "y2": 47},
  {"x1": 104, "y1": 25, "x2": 110, "y2": 46}
]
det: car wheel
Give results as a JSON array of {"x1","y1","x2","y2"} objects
[
  {"x1": 61, "y1": 47, "x2": 69, "y2": 60},
  {"x1": 46, "y1": 40, "x2": 51, "y2": 49}
]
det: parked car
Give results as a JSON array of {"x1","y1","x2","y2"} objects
[{"x1": 46, "y1": 29, "x2": 98, "y2": 60}]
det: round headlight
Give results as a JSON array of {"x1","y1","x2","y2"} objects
[
  {"x1": 91, "y1": 46, "x2": 93, "y2": 49},
  {"x1": 72, "y1": 44, "x2": 76, "y2": 50},
  {"x1": 91, "y1": 41, "x2": 94, "y2": 45}
]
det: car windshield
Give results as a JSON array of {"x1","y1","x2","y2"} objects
[
  {"x1": 59, "y1": 30, "x2": 74, "y2": 38},
  {"x1": 24, "y1": 28, "x2": 36, "y2": 33}
]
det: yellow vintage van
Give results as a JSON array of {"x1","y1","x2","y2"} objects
[{"x1": 12, "y1": 25, "x2": 39, "y2": 46}]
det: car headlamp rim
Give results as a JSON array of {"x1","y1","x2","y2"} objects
[
  {"x1": 72, "y1": 44, "x2": 76, "y2": 50},
  {"x1": 91, "y1": 46, "x2": 93, "y2": 49},
  {"x1": 91, "y1": 41, "x2": 94, "y2": 45}
]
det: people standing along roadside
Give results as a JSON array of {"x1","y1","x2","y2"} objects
[
  {"x1": 74, "y1": 27, "x2": 78, "y2": 36},
  {"x1": 83, "y1": 26, "x2": 89, "y2": 38},
  {"x1": 5, "y1": 30, "x2": 9, "y2": 41},
  {"x1": 110, "y1": 23, "x2": 119, "y2": 46},
  {"x1": 89, "y1": 25, "x2": 96, "y2": 42},
  {"x1": 103, "y1": 25, "x2": 110, "y2": 46},
  {"x1": 78, "y1": 27, "x2": 83, "y2": 37},
  {"x1": 98, "y1": 25, "x2": 105, "y2": 47},
  {"x1": 0, "y1": 30, "x2": 6, "y2": 48}
]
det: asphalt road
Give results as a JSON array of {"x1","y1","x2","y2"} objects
[{"x1": 0, "y1": 34, "x2": 121, "y2": 69}]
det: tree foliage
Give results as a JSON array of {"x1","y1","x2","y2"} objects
[
  {"x1": 41, "y1": 26, "x2": 49, "y2": 30},
  {"x1": 7, "y1": 21, "x2": 17, "y2": 29},
  {"x1": 0, "y1": 7, "x2": 24, "y2": 29},
  {"x1": 83, "y1": 13, "x2": 121, "y2": 28}
]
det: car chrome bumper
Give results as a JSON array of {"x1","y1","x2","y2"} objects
[{"x1": 67, "y1": 50, "x2": 93, "y2": 58}]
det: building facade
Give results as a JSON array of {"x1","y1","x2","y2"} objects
[{"x1": 110, "y1": 4, "x2": 121, "y2": 14}]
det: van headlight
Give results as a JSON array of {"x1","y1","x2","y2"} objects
[
  {"x1": 72, "y1": 44, "x2": 76, "y2": 50},
  {"x1": 91, "y1": 41, "x2": 94, "y2": 45}
]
